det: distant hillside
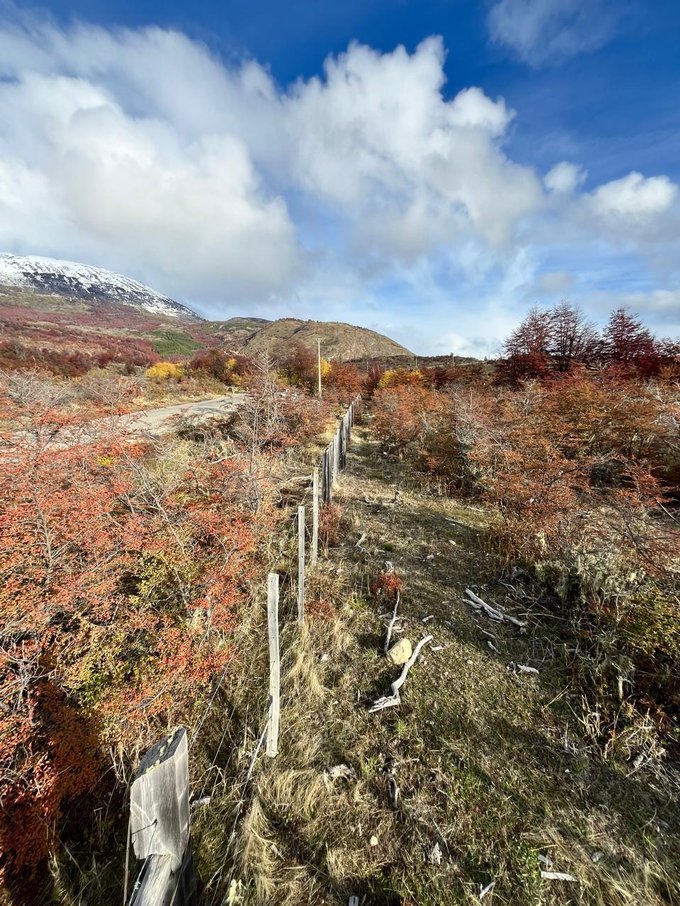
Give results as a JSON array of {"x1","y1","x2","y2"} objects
[
  {"x1": 0, "y1": 254, "x2": 412, "y2": 370},
  {"x1": 223, "y1": 317, "x2": 411, "y2": 361},
  {"x1": 0, "y1": 254, "x2": 201, "y2": 320}
]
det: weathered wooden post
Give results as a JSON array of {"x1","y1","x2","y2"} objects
[
  {"x1": 266, "y1": 573, "x2": 280, "y2": 758},
  {"x1": 323, "y1": 446, "x2": 333, "y2": 503},
  {"x1": 128, "y1": 727, "x2": 196, "y2": 906},
  {"x1": 311, "y1": 469, "x2": 319, "y2": 567},
  {"x1": 297, "y1": 505, "x2": 305, "y2": 622}
]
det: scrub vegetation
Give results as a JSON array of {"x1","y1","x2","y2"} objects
[{"x1": 0, "y1": 303, "x2": 678, "y2": 905}]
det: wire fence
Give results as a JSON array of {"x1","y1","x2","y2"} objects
[{"x1": 125, "y1": 396, "x2": 361, "y2": 905}]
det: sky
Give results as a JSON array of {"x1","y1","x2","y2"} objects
[{"x1": 1, "y1": 0, "x2": 679, "y2": 355}]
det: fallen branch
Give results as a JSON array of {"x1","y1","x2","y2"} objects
[
  {"x1": 508, "y1": 662, "x2": 539, "y2": 676},
  {"x1": 384, "y1": 590, "x2": 401, "y2": 654},
  {"x1": 464, "y1": 588, "x2": 526, "y2": 629},
  {"x1": 479, "y1": 880, "x2": 496, "y2": 900},
  {"x1": 370, "y1": 635, "x2": 433, "y2": 712},
  {"x1": 540, "y1": 870, "x2": 578, "y2": 882}
]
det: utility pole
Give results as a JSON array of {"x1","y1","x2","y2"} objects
[{"x1": 317, "y1": 337, "x2": 323, "y2": 399}]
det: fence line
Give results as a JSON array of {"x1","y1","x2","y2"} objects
[{"x1": 125, "y1": 397, "x2": 361, "y2": 903}]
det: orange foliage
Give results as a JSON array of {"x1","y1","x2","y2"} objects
[
  {"x1": 370, "y1": 571, "x2": 403, "y2": 599},
  {"x1": 0, "y1": 395, "x2": 274, "y2": 883}
]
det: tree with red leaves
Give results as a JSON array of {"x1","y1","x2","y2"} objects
[{"x1": 602, "y1": 308, "x2": 661, "y2": 376}]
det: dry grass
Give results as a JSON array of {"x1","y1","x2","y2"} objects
[{"x1": 191, "y1": 422, "x2": 679, "y2": 905}]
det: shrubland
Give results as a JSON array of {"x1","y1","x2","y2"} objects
[
  {"x1": 1, "y1": 301, "x2": 678, "y2": 904},
  {"x1": 0, "y1": 355, "x2": 349, "y2": 900},
  {"x1": 370, "y1": 306, "x2": 679, "y2": 757}
]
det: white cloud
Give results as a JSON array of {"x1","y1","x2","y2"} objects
[
  {"x1": 487, "y1": 0, "x2": 618, "y2": 66},
  {"x1": 544, "y1": 161, "x2": 586, "y2": 194},
  {"x1": 0, "y1": 19, "x2": 547, "y2": 303},
  {"x1": 284, "y1": 38, "x2": 542, "y2": 250},
  {"x1": 589, "y1": 171, "x2": 678, "y2": 221},
  {"x1": 0, "y1": 11, "x2": 677, "y2": 354}
]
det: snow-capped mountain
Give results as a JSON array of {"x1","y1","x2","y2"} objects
[{"x1": 0, "y1": 254, "x2": 202, "y2": 320}]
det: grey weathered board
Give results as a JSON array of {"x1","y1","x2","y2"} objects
[{"x1": 128, "y1": 728, "x2": 196, "y2": 905}]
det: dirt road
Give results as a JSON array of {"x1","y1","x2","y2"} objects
[
  {"x1": 114, "y1": 393, "x2": 246, "y2": 436},
  {"x1": 3, "y1": 393, "x2": 246, "y2": 452}
]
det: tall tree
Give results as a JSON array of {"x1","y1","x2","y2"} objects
[
  {"x1": 602, "y1": 308, "x2": 659, "y2": 374},
  {"x1": 501, "y1": 302, "x2": 598, "y2": 382},
  {"x1": 550, "y1": 302, "x2": 599, "y2": 372}
]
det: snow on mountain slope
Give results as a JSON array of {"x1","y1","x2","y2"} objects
[{"x1": 0, "y1": 254, "x2": 202, "y2": 320}]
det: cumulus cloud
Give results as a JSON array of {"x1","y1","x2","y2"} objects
[
  {"x1": 0, "y1": 18, "x2": 547, "y2": 304},
  {"x1": 487, "y1": 0, "x2": 618, "y2": 66},
  {"x1": 544, "y1": 161, "x2": 587, "y2": 194},
  {"x1": 0, "y1": 10, "x2": 677, "y2": 352},
  {"x1": 589, "y1": 171, "x2": 678, "y2": 221},
  {"x1": 284, "y1": 39, "x2": 543, "y2": 252}
]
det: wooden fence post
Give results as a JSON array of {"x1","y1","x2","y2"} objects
[
  {"x1": 266, "y1": 573, "x2": 280, "y2": 758},
  {"x1": 297, "y1": 505, "x2": 305, "y2": 622},
  {"x1": 323, "y1": 445, "x2": 332, "y2": 504},
  {"x1": 311, "y1": 469, "x2": 319, "y2": 567},
  {"x1": 128, "y1": 727, "x2": 196, "y2": 905}
]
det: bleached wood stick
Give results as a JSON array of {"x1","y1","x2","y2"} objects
[
  {"x1": 384, "y1": 590, "x2": 400, "y2": 654},
  {"x1": 479, "y1": 880, "x2": 496, "y2": 900},
  {"x1": 464, "y1": 588, "x2": 526, "y2": 628},
  {"x1": 540, "y1": 870, "x2": 578, "y2": 882},
  {"x1": 370, "y1": 634, "x2": 432, "y2": 712}
]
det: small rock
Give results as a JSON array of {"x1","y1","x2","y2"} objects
[
  {"x1": 387, "y1": 638, "x2": 413, "y2": 665},
  {"x1": 369, "y1": 835, "x2": 379, "y2": 847}
]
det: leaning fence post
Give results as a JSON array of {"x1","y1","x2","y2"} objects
[
  {"x1": 266, "y1": 573, "x2": 280, "y2": 758},
  {"x1": 297, "y1": 505, "x2": 305, "y2": 622},
  {"x1": 128, "y1": 727, "x2": 196, "y2": 905},
  {"x1": 311, "y1": 469, "x2": 319, "y2": 567}
]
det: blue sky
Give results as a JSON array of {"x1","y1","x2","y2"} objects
[{"x1": 1, "y1": 0, "x2": 679, "y2": 353}]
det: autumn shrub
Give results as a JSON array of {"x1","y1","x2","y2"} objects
[
  {"x1": 371, "y1": 384, "x2": 445, "y2": 456},
  {"x1": 369, "y1": 370, "x2": 680, "y2": 730},
  {"x1": 318, "y1": 503, "x2": 343, "y2": 547},
  {"x1": 377, "y1": 367, "x2": 424, "y2": 390},
  {"x1": 370, "y1": 570, "x2": 403, "y2": 599},
  {"x1": 0, "y1": 391, "x2": 279, "y2": 885},
  {"x1": 145, "y1": 361, "x2": 184, "y2": 381},
  {"x1": 277, "y1": 341, "x2": 330, "y2": 390},
  {"x1": 306, "y1": 597, "x2": 338, "y2": 621},
  {"x1": 325, "y1": 361, "x2": 364, "y2": 402},
  {"x1": 189, "y1": 348, "x2": 248, "y2": 386}
]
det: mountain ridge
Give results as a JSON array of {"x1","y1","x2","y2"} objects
[
  {"x1": 0, "y1": 254, "x2": 413, "y2": 363},
  {"x1": 0, "y1": 254, "x2": 201, "y2": 321}
]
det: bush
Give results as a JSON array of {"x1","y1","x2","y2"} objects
[
  {"x1": 189, "y1": 348, "x2": 246, "y2": 386},
  {"x1": 145, "y1": 361, "x2": 184, "y2": 381}
]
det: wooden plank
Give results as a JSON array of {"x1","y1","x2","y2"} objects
[
  {"x1": 266, "y1": 573, "x2": 280, "y2": 757},
  {"x1": 128, "y1": 854, "x2": 174, "y2": 906},
  {"x1": 128, "y1": 848, "x2": 197, "y2": 906},
  {"x1": 311, "y1": 469, "x2": 319, "y2": 567},
  {"x1": 130, "y1": 728, "x2": 190, "y2": 871},
  {"x1": 297, "y1": 505, "x2": 305, "y2": 623}
]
